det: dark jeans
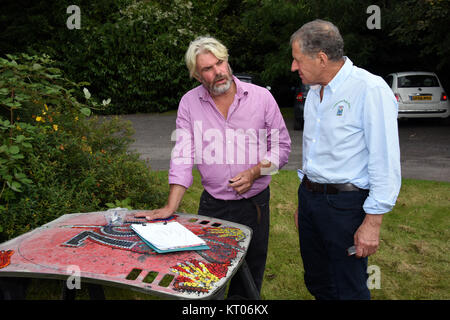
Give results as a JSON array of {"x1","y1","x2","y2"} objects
[
  {"x1": 297, "y1": 181, "x2": 371, "y2": 300},
  {"x1": 198, "y1": 187, "x2": 270, "y2": 299}
]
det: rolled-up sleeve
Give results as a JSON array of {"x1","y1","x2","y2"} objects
[
  {"x1": 263, "y1": 90, "x2": 291, "y2": 170},
  {"x1": 362, "y1": 86, "x2": 401, "y2": 214},
  {"x1": 168, "y1": 98, "x2": 194, "y2": 189}
]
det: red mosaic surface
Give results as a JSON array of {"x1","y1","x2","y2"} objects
[{"x1": 0, "y1": 211, "x2": 251, "y2": 299}]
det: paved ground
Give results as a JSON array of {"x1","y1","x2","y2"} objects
[{"x1": 119, "y1": 113, "x2": 450, "y2": 182}]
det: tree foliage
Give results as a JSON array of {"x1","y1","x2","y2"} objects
[
  {"x1": 1, "y1": 0, "x2": 448, "y2": 110},
  {"x1": 0, "y1": 53, "x2": 166, "y2": 240},
  {"x1": 389, "y1": 0, "x2": 450, "y2": 72}
]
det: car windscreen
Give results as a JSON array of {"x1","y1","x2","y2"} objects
[{"x1": 397, "y1": 75, "x2": 439, "y2": 88}]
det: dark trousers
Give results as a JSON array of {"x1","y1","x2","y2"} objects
[
  {"x1": 297, "y1": 181, "x2": 371, "y2": 300},
  {"x1": 198, "y1": 187, "x2": 270, "y2": 299}
]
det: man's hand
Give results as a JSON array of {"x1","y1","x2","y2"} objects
[
  {"x1": 228, "y1": 161, "x2": 272, "y2": 195},
  {"x1": 228, "y1": 167, "x2": 258, "y2": 195},
  {"x1": 134, "y1": 184, "x2": 186, "y2": 221},
  {"x1": 353, "y1": 214, "x2": 383, "y2": 258},
  {"x1": 134, "y1": 205, "x2": 174, "y2": 221}
]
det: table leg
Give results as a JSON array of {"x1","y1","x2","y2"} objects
[
  {"x1": 88, "y1": 284, "x2": 105, "y2": 300},
  {"x1": 61, "y1": 281, "x2": 76, "y2": 300},
  {"x1": 0, "y1": 278, "x2": 30, "y2": 300},
  {"x1": 235, "y1": 260, "x2": 260, "y2": 300},
  {"x1": 61, "y1": 281, "x2": 105, "y2": 300}
]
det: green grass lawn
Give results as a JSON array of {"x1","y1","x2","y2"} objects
[{"x1": 25, "y1": 170, "x2": 449, "y2": 300}]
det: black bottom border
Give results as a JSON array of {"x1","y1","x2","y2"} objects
[{"x1": 1, "y1": 299, "x2": 446, "y2": 318}]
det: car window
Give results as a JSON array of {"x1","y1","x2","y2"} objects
[
  {"x1": 239, "y1": 78, "x2": 252, "y2": 83},
  {"x1": 236, "y1": 74, "x2": 252, "y2": 83},
  {"x1": 397, "y1": 75, "x2": 439, "y2": 88}
]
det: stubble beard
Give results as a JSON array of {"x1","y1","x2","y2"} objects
[
  {"x1": 202, "y1": 68, "x2": 233, "y2": 96},
  {"x1": 210, "y1": 76, "x2": 232, "y2": 96}
]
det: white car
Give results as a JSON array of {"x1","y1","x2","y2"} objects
[{"x1": 385, "y1": 72, "x2": 449, "y2": 119}]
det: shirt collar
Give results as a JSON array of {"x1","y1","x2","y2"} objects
[
  {"x1": 198, "y1": 75, "x2": 248, "y2": 101},
  {"x1": 326, "y1": 56, "x2": 353, "y2": 93},
  {"x1": 310, "y1": 56, "x2": 353, "y2": 95}
]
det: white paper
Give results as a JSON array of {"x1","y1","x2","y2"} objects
[{"x1": 131, "y1": 222, "x2": 206, "y2": 251}]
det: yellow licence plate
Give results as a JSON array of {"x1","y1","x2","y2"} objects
[{"x1": 411, "y1": 95, "x2": 432, "y2": 101}]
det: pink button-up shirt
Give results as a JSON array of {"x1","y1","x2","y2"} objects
[{"x1": 169, "y1": 76, "x2": 291, "y2": 200}]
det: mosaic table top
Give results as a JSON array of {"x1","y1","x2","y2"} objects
[{"x1": 0, "y1": 210, "x2": 252, "y2": 299}]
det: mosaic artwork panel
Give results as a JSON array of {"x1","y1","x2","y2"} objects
[{"x1": 58, "y1": 217, "x2": 247, "y2": 295}]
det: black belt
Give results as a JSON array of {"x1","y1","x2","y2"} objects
[
  {"x1": 202, "y1": 187, "x2": 269, "y2": 224},
  {"x1": 302, "y1": 175, "x2": 367, "y2": 194}
]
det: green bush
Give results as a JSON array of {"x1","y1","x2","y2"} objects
[
  {"x1": 41, "y1": 0, "x2": 223, "y2": 114},
  {"x1": 0, "y1": 53, "x2": 166, "y2": 241}
]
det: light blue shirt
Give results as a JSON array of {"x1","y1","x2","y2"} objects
[{"x1": 298, "y1": 57, "x2": 401, "y2": 214}]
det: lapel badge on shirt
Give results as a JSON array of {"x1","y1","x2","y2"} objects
[{"x1": 333, "y1": 99, "x2": 350, "y2": 116}]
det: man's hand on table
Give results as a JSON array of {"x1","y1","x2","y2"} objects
[
  {"x1": 134, "y1": 205, "x2": 175, "y2": 221},
  {"x1": 134, "y1": 184, "x2": 186, "y2": 221}
]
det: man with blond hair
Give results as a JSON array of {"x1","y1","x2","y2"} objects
[{"x1": 136, "y1": 36, "x2": 291, "y2": 299}]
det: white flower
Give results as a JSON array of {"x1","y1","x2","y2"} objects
[
  {"x1": 102, "y1": 98, "x2": 111, "y2": 106},
  {"x1": 83, "y1": 87, "x2": 91, "y2": 99}
]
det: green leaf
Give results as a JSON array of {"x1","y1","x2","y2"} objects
[
  {"x1": 21, "y1": 142, "x2": 32, "y2": 149},
  {"x1": 9, "y1": 145, "x2": 20, "y2": 154},
  {"x1": 21, "y1": 178, "x2": 33, "y2": 185},
  {"x1": 32, "y1": 63, "x2": 43, "y2": 70},
  {"x1": 5, "y1": 101, "x2": 21, "y2": 108},
  {"x1": 14, "y1": 172, "x2": 27, "y2": 179},
  {"x1": 80, "y1": 108, "x2": 92, "y2": 116},
  {"x1": 7, "y1": 181, "x2": 22, "y2": 192},
  {"x1": 15, "y1": 135, "x2": 25, "y2": 143}
]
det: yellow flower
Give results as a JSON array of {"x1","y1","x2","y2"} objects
[
  {"x1": 75, "y1": 116, "x2": 79, "y2": 121},
  {"x1": 36, "y1": 116, "x2": 43, "y2": 122},
  {"x1": 44, "y1": 104, "x2": 48, "y2": 111},
  {"x1": 53, "y1": 124, "x2": 58, "y2": 131}
]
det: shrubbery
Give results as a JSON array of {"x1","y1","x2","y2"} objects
[
  {"x1": 0, "y1": 53, "x2": 166, "y2": 242},
  {"x1": 42, "y1": 0, "x2": 219, "y2": 114},
  {"x1": 2, "y1": 1, "x2": 449, "y2": 114}
]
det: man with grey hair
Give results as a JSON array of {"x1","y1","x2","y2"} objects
[
  {"x1": 291, "y1": 20, "x2": 401, "y2": 300},
  {"x1": 136, "y1": 36, "x2": 291, "y2": 299}
]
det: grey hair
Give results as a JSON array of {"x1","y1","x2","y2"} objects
[{"x1": 290, "y1": 19, "x2": 344, "y2": 61}]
